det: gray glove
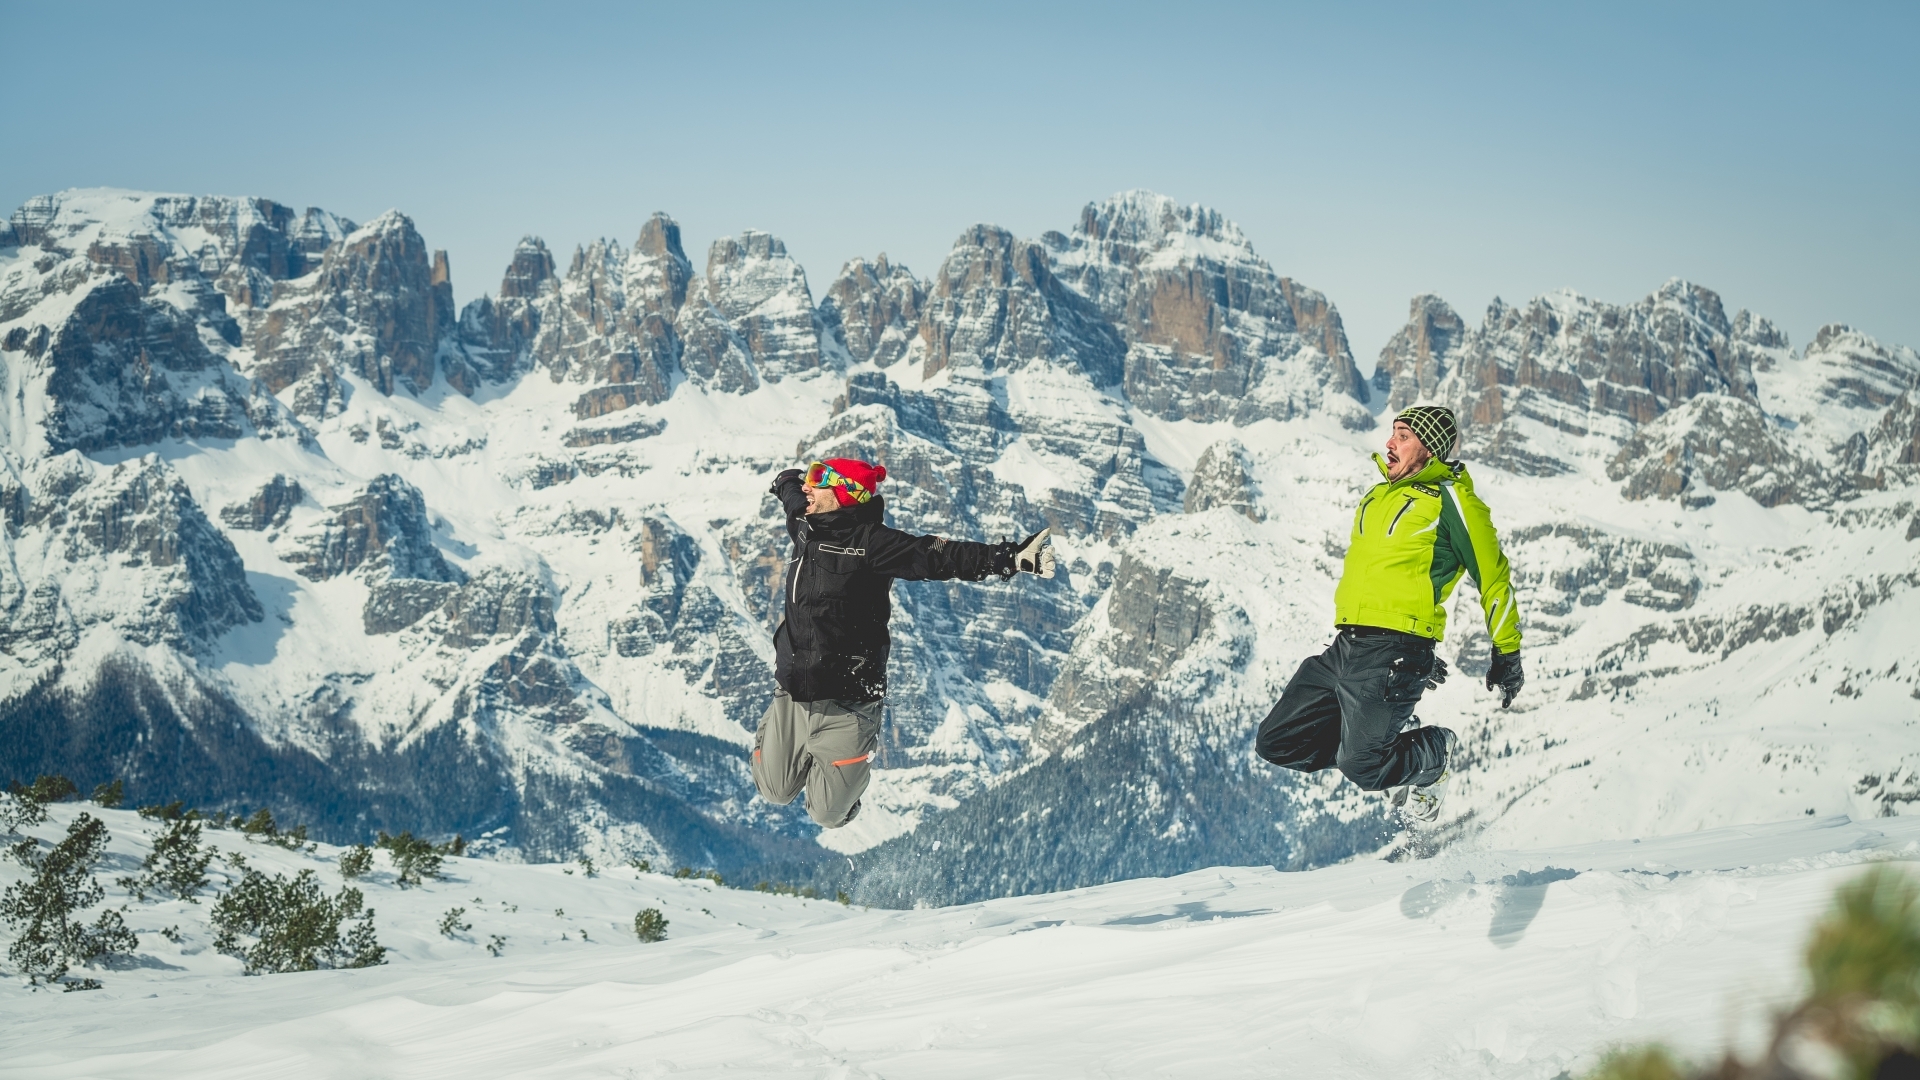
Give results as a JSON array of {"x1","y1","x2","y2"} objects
[{"x1": 1013, "y1": 528, "x2": 1055, "y2": 578}]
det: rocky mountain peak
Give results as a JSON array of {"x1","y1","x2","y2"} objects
[
  {"x1": 1732, "y1": 309, "x2": 1788, "y2": 350},
  {"x1": 627, "y1": 213, "x2": 691, "y2": 316},
  {"x1": 1043, "y1": 191, "x2": 1368, "y2": 426},
  {"x1": 248, "y1": 208, "x2": 448, "y2": 408},
  {"x1": 821, "y1": 254, "x2": 924, "y2": 369},
  {"x1": 679, "y1": 228, "x2": 830, "y2": 386},
  {"x1": 1065, "y1": 190, "x2": 1255, "y2": 263},
  {"x1": 916, "y1": 223, "x2": 1122, "y2": 386},
  {"x1": 499, "y1": 237, "x2": 556, "y2": 300},
  {"x1": 1373, "y1": 294, "x2": 1467, "y2": 410},
  {"x1": 1380, "y1": 279, "x2": 1769, "y2": 475}
]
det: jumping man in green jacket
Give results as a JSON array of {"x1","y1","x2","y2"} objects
[{"x1": 1256, "y1": 405, "x2": 1525, "y2": 821}]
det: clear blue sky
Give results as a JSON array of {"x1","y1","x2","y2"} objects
[{"x1": 4, "y1": 0, "x2": 1914, "y2": 368}]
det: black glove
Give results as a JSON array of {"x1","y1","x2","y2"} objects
[
  {"x1": 1423, "y1": 654, "x2": 1449, "y2": 692},
  {"x1": 769, "y1": 468, "x2": 804, "y2": 496},
  {"x1": 1487, "y1": 649, "x2": 1523, "y2": 708}
]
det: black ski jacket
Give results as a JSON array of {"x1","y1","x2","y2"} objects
[{"x1": 771, "y1": 476, "x2": 1004, "y2": 703}]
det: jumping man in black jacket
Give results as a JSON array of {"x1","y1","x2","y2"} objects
[{"x1": 757, "y1": 457, "x2": 1055, "y2": 828}]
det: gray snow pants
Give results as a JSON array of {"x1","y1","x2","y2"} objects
[
  {"x1": 751, "y1": 691, "x2": 881, "y2": 829},
  {"x1": 1255, "y1": 627, "x2": 1450, "y2": 790}
]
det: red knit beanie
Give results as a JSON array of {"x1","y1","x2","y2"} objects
[{"x1": 819, "y1": 457, "x2": 886, "y2": 506}]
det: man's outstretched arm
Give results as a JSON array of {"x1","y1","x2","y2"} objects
[{"x1": 865, "y1": 526, "x2": 1055, "y2": 582}]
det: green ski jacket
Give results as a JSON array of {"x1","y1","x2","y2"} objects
[{"x1": 1331, "y1": 454, "x2": 1522, "y2": 653}]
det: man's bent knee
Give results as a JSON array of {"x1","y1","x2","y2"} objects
[{"x1": 1335, "y1": 750, "x2": 1395, "y2": 791}]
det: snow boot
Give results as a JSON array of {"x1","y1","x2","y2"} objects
[{"x1": 1404, "y1": 729, "x2": 1459, "y2": 824}]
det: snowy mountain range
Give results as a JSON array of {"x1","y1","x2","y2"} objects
[{"x1": 1, "y1": 188, "x2": 1914, "y2": 898}]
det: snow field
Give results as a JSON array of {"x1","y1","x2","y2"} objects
[{"x1": 5, "y1": 806, "x2": 1917, "y2": 1079}]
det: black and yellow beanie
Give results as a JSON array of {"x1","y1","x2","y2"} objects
[{"x1": 1394, "y1": 405, "x2": 1458, "y2": 461}]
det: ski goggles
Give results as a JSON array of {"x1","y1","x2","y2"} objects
[{"x1": 804, "y1": 461, "x2": 873, "y2": 504}]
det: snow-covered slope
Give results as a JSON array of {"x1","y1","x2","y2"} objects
[
  {"x1": 4, "y1": 802, "x2": 1916, "y2": 1079},
  {"x1": 1, "y1": 187, "x2": 1915, "y2": 896}
]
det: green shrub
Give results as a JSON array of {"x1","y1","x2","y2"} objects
[
  {"x1": 1585, "y1": 1047, "x2": 1687, "y2": 1080},
  {"x1": 22, "y1": 776, "x2": 76, "y2": 804},
  {"x1": 634, "y1": 908, "x2": 668, "y2": 943},
  {"x1": 210, "y1": 868, "x2": 385, "y2": 974},
  {"x1": 121, "y1": 815, "x2": 213, "y2": 902},
  {"x1": 375, "y1": 831, "x2": 443, "y2": 886},
  {"x1": 438, "y1": 907, "x2": 471, "y2": 938},
  {"x1": 577, "y1": 856, "x2": 597, "y2": 877},
  {"x1": 337, "y1": 844, "x2": 374, "y2": 880},
  {"x1": 238, "y1": 807, "x2": 310, "y2": 850},
  {"x1": 1582, "y1": 865, "x2": 1920, "y2": 1080},
  {"x1": 628, "y1": 857, "x2": 652, "y2": 873},
  {"x1": 2, "y1": 775, "x2": 78, "y2": 834},
  {"x1": 89, "y1": 780, "x2": 123, "y2": 809},
  {"x1": 137, "y1": 800, "x2": 194, "y2": 822},
  {"x1": 0, "y1": 813, "x2": 138, "y2": 989}
]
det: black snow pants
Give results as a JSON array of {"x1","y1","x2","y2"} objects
[{"x1": 1256, "y1": 626, "x2": 1450, "y2": 790}]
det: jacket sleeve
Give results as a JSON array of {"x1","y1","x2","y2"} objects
[
  {"x1": 770, "y1": 472, "x2": 809, "y2": 542},
  {"x1": 1439, "y1": 486, "x2": 1523, "y2": 653},
  {"x1": 864, "y1": 526, "x2": 1004, "y2": 582}
]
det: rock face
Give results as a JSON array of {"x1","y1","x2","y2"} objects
[
  {"x1": 284, "y1": 474, "x2": 462, "y2": 584},
  {"x1": 221, "y1": 474, "x2": 304, "y2": 531},
  {"x1": 1183, "y1": 439, "x2": 1264, "y2": 520},
  {"x1": 0, "y1": 454, "x2": 261, "y2": 657},
  {"x1": 1047, "y1": 192, "x2": 1370, "y2": 427},
  {"x1": 820, "y1": 255, "x2": 923, "y2": 369},
  {"x1": 249, "y1": 212, "x2": 453, "y2": 411},
  {"x1": 456, "y1": 216, "x2": 838, "y2": 412},
  {"x1": 915, "y1": 224, "x2": 1124, "y2": 385},
  {"x1": 41, "y1": 275, "x2": 258, "y2": 452},
  {"x1": 1607, "y1": 395, "x2": 1852, "y2": 508},
  {"x1": 1374, "y1": 281, "x2": 1771, "y2": 474}
]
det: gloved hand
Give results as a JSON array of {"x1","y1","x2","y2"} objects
[
  {"x1": 1487, "y1": 649, "x2": 1523, "y2": 708},
  {"x1": 1013, "y1": 528, "x2": 1055, "y2": 578},
  {"x1": 769, "y1": 468, "x2": 804, "y2": 495},
  {"x1": 1423, "y1": 654, "x2": 1450, "y2": 692}
]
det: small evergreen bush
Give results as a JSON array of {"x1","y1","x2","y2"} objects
[
  {"x1": 577, "y1": 856, "x2": 597, "y2": 877},
  {"x1": 337, "y1": 844, "x2": 374, "y2": 880},
  {"x1": 2, "y1": 774, "x2": 77, "y2": 834},
  {"x1": 0, "y1": 813, "x2": 138, "y2": 989},
  {"x1": 375, "y1": 831, "x2": 444, "y2": 886},
  {"x1": 121, "y1": 815, "x2": 213, "y2": 902},
  {"x1": 633, "y1": 908, "x2": 668, "y2": 943},
  {"x1": 89, "y1": 779, "x2": 123, "y2": 808},
  {"x1": 137, "y1": 800, "x2": 195, "y2": 823},
  {"x1": 210, "y1": 868, "x2": 385, "y2": 974},
  {"x1": 238, "y1": 807, "x2": 310, "y2": 850},
  {"x1": 438, "y1": 907, "x2": 471, "y2": 938}
]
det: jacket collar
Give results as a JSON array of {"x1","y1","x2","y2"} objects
[
  {"x1": 807, "y1": 495, "x2": 885, "y2": 534},
  {"x1": 1371, "y1": 454, "x2": 1461, "y2": 488}
]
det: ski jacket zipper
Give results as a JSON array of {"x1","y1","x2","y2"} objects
[
  {"x1": 1386, "y1": 496, "x2": 1416, "y2": 535},
  {"x1": 790, "y1": 553, "x2": 804, "y2": 603}
]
